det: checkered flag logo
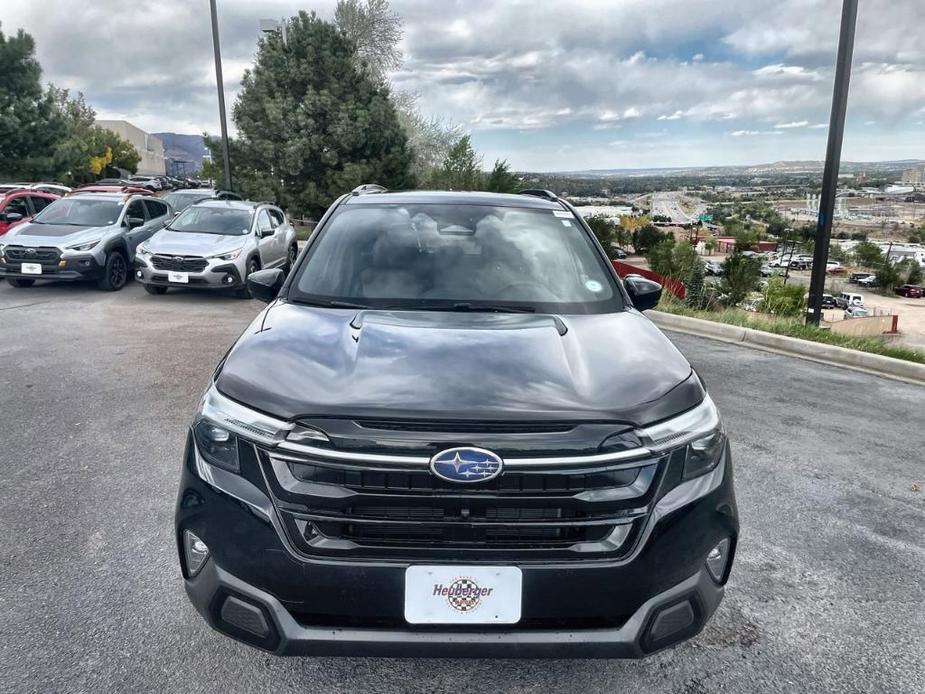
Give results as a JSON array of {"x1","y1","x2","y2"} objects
[{"x1": 446, "y1": 577, "x2": 482, "y2": 612}]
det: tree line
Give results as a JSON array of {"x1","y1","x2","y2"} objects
[{"x1": 0, "y1": 25, "x2": 140, "y2": 184}]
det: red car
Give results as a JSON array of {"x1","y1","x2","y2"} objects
[
  {"x1": 75, "y1": 185, "x2": 155, "y2": 196},
  {"x1": 0, "y1": 189, "x2": 60, "y2": 236},
  {"x1": 895, "y1": 284, "x2": 924, "y2": 298}
]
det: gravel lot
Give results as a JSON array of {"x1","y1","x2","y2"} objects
[{"x1": 1, "y1": 280, "x2": 923, "y2": 694}]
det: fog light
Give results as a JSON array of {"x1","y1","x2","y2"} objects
[
  {"x1": 136, "y1": 270, "x2": 143, "y2": 279},
  {"x1": 184, "y1": 529, "x2": 210, "y2": 577},
  {"x1": 706, "y1": 537, "x2": 731, "y2": 582},
  {"x1": 224, "y1": 275, "x2": 234, "y2": 284}
]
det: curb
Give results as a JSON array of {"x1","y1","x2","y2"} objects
[{"x1": 647, "y1": 310, "x2": 925, "y2": 387}]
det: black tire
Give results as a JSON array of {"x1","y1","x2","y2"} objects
[
  {"x1": 235, "y1": 257, "x2": 261, "y2": 299},
  {"x1": 284, "y1": 244, "x2": 299, "y2": 274},
  {"x1": 97, "y1": 251, "x2": 128, "y2": 291},
  {"x1": 7, "y1": 278, "x2": 35, "y2": 288},
  {"x1": 144, "y1": 284, "x2": 168, "y2": 295}
]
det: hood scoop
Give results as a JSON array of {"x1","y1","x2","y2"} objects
[{"x1": 349, "y1": 310, "x2": 568, "y2": 335}]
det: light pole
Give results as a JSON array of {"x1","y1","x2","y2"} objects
[
  {"x1": 806, "y1": 0, "x2": 859, "y2": 326},
  {"x1": 209, "y1": 0, "x2": 233, "y2": 191}
]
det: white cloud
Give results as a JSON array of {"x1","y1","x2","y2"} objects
[
  {"x1": 1, "y1": 0, "x2": 921, "y2": 169},
  {"x1": 774, "y1": 120, "x2": 810, "y2": 129}
]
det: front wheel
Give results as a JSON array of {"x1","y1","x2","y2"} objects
[
  {"x1": 234, "y1": 257, "x2": 260, "y2": 299},
  {"x1": 7, "y1": 278, "x2": 35, "y2": 288},
  {"x1": 97, "y1": 251, "x2": 128, "y2": 291}
]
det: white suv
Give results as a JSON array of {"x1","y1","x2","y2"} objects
[{"x1": 134, "y1": 200, "x2": 298, "y2": 297}]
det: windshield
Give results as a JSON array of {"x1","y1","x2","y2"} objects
[
  {"x1": 167, "y1": 206, "x2": 253, "y2": 236},
  {"x1": 164, "y1": 192, "x2": 210, "y2": 212},
  {"x1": 291, "y1": 204, "x2": 621, "y2": 314},
  {"x1": 32, "y1": 197, "x2": 123, "y2": 226}
]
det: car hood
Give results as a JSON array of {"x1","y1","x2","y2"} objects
[
  {"x1": 146, "y1": 229, "x2": 247, "y2": 256},
  {"x1": 216, "y1": 303, "x2": 701, "y2": 426},
  {"x1": 5, "y1": 222, "x2": 110, "y2": 246}
]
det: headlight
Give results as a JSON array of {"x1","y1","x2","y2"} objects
[
  {"x1": 192, "y1": 384, "x2": 328, "y2": 476},
  {"x1": 641, "y1": 395, "x2": 725, "y2": 481},
  {"x1": 136, "y1": 243, "x2": 151, "y2": 256},
  {"x1": 211, "y1": 248, "x2": 243, "y2": 261},
  {"x1": 67, "y1": 239, "x2": 101, "y2": 252}
]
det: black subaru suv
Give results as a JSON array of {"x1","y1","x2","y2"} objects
[{"x1": 176, "y1": 188, "x2": 738, "y2": 657}]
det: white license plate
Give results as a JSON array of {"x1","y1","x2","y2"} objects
[
  {"x1": 167, "y1": 271, "x2": 189, "y2": 284},
  {"x1": 404, "y1": 566, "x2": 522, "y2": 625},
  {"x1": 21, "y1": 263, "x2": 42, "y2": 275}
]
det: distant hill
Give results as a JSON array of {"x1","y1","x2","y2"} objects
[
  {"x1": 553, "y1": 159, "x2": 925, "y2": 178},
  {"x1": 154, "y1": 133, "x2": 207, "y2": 174}
]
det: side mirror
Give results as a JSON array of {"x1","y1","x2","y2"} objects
[
  {"x1": 247, "y1": 268, "x2": 285, "y2": 303},
  {"x1": 1, "y1": 212, "x2": 23, "y2": 223},
  {"x1": 126, "y1": 216, "x2": 145, "y2": 229},
  {"x1": 259, "y1": 227, "x2": 276, "y2": 238},
  {"x1": 624, "y1": 275, "x2": 663, "y2": 312}
]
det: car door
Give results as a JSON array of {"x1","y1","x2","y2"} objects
[
  {"x1": 0, "y1": 195, "x2": 31, "y2": 235},
  {"x1": 254, "y1": 209, "x2": 280, "y2": 267},
  {"x1": 121, "y1": 199, "x2": 152, "y2": 256},
  {"x1": 125, "y1": 199, "x2": 170, "y2": 256},
  {"x1": 267, "y1": 208, "x2": 288, "y2": 264}
]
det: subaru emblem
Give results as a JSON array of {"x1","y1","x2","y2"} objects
[
  {"x1": 174, "y1": 256, "x2": 184, "y2": 262},
  {"x1": 430, "y1": 447, "x2": 503, "y2": 484},
  {"x1": 25, "y1": 248, "x2": 36, "y2": 256}
]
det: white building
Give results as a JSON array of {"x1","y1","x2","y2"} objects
[{"x1": 95, "y1": 120, "x2": 166, "y2": 175}]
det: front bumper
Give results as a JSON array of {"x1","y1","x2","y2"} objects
[
  {"x1": 135, "y1": 256, "x2": 244, "y2": 289},
  {"x1": 185, "y1": 555, "x2": 725, "y2": 658},
  {"x1": 0, "y1": 253, "x2": 102, "y2": 281},
  {"x1": 177, "y1": 436, "x2": 738, "y2": 658}
]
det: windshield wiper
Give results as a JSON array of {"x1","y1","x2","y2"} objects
[
  {"x1": 293, "y1": 297, "x2": 372, "y2": 309},
  {"x1": 431, "y1": 302, "x2": 536, "y2": 313}
]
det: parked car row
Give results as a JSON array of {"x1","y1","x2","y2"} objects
[{"x1": 0, "y1": 190, "x2": 293, "y2": 298}]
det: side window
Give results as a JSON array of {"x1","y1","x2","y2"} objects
[
  {"x1": 143, "y1": 199, "x2": 167, "y2": 219},
  {"x1": 29, "y1": 196, "x2": 52, "y2": 213},
  {"x1": 269, "y1": 209, "x2": 285, "y2": 227},
  {"x1": 125, "y1": 200, "x2": 147, "y2": 223},
  {"x1": 256, "y1": 210, "x2": 273, "y2": 233},
  {"x1": 5, "y1": 197, "x2": 29, "y2": 217}
]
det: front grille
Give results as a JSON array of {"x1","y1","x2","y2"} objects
[
  {"x1": 256, "y1": 439, "x2": 670, "y2": 562},
  {"x1": 151, "y1": 255, "x2": 208, "y2": 272},
  {"x1": 287, "y1": 460, "x2": 640, "y2": 494},
  {"x1": 3, "y1": 246, "x2": 60, "y2": 264}
]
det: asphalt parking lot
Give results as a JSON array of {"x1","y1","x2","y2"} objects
[{"x1": 1, "y1": 279, "x2": 924, "y2": 694}]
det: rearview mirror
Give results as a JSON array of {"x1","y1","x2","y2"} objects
[
  {"x1": 247, "y1": 268, "x2": 285, "y2": 303},
  {"x1": 126, "y1": 216, "x2": 145, "y2": 229},
  {"x1": 623, "y1": 275, "x2": 663, "y2": 312}
]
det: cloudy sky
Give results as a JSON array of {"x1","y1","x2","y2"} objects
[{"x1": 2, "y1": 0, "x2": 923, "y2": 170}]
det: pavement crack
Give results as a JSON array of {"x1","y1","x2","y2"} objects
[{"x1": 0, "y1": 299, "x2": 53, "y2": 312}]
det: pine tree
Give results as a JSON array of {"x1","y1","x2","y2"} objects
[
  {"x1": 225, "y1": 11, "x2": 415, "y2": 217},
  {"x1": 0, "y1": 25, "x2": 64, "y2": 179}
]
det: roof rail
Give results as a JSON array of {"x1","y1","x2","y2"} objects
[
  {"x1": 351, "y1": 183, "x2": 388, "y2": 195},
  {"x1": 517, "y1": 189, "x2": 559, "y2": 201}
]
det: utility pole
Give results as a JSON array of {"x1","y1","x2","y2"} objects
[
  {"x1": 209, "y1": 0, "x2": 233, "y2": 191},
  {"x1": 807, "y1": 0, "x2": 858, "y2": 326}
]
